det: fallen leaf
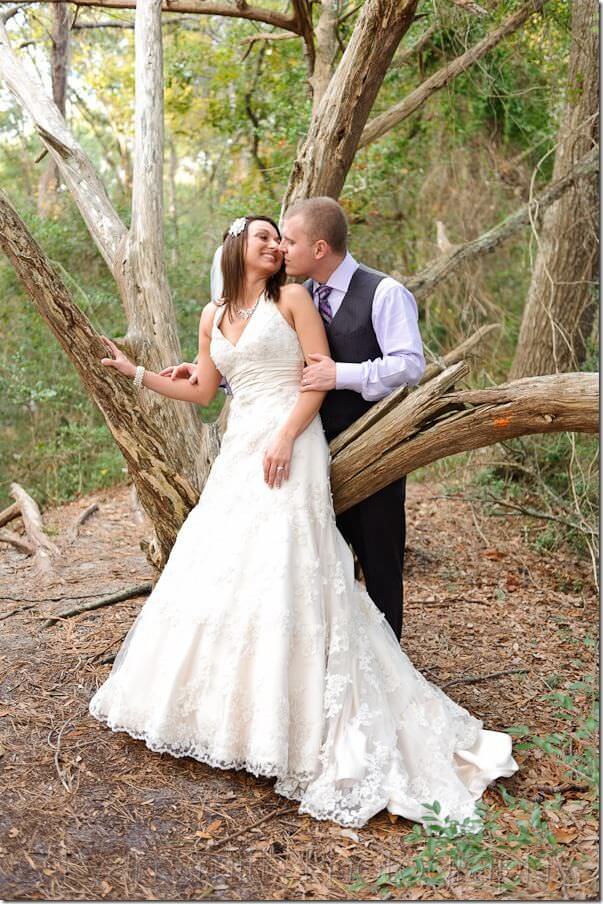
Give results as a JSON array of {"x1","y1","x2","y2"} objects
[
  {"x1": 552, "y1": 827, "x2": 578, "y2": 844},
  {"x1": 339, "y1": 828, "x2": 360, "y2": 843}
]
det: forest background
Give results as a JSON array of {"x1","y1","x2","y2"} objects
[
  {"x1": 0, "y1": 1, "x2": 599, "y2": 898},
  {"x1": 0, "y1": 0, "x2": 598, "y2": 565}
]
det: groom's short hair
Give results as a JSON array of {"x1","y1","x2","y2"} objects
[{"x1": 284, "y1": 196, "x2": 348, "y2": 254}]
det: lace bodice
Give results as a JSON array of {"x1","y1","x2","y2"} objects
[{"x1": 210, "y1": 294, "x2": 304, "y2": 410}]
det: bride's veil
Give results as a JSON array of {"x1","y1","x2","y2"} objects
[{"x1": 210, "y1": 244, "x2": 224, "y2": 301}]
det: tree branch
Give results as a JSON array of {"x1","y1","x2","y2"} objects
[
  {"x1": 404, "y1": 147, "x2": 599, "y2": 301},
  {"x1": 42, "y1": 582, "x2": 153, "y2": 628},
  {"x1": 290, "y1": 0, "x2": 315, "y2": 77},
  {"x1": 330, "y1": 370, "x2": 598, "y2": 514},
  {"x1": 0, "y1": 0, "x2": 301, "y2": 33},
  {"x1": 282, "y1": 0, "x2": 420, "y2": 207},
  {"x1": 71, "y1": 19, "x2": 135, "y2": 28},
  {"x1": 360, "y1": 0, "x2": 551, "y2": 148},
  {"x1": 330, "y1": 324, "x2": 502, "y2": 458},
  {"x1": 0, "y1": 14, "x2": 126, "y2": 269},
  {"x1": 0, "y1": 190, "x2": 204, "y2": 562},
  {"x1": 240, "y1": 30, "x2": 298, "y2": 46}
]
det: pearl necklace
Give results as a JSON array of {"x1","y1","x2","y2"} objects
[{"x1": 235, "y1": 293, "x2": 262, "y2": 320}]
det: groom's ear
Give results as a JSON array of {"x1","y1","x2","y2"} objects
[{"x1": 314, "y1": 239, "x2": 330, "y2": 260}]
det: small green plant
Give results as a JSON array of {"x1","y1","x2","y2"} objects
[{"x1": 348, "y1": 673, "x2": 599, "y2": 896}]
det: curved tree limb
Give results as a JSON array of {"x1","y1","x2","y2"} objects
[
  {"x1": 360, "y1": 0, "x2": 550, "y2": 149},
  {"x1": 9, "y1": 482, "x2": 61, "y2": 581},
  {"x1": 0, "y1": 189, "x2": 212, "y2": 565},
  {"x1": 331, "y1": 371, "x2": 598, "y2": 514},
  {"x1": 403, "y1": 147, "x2": 599, "y2": 301},
  {"x1": 330, "y1": 323, "x2": 502, "y2": 458},
  {"x1": 0, "y1": 0, "x2": 301, "y2": 32},
  {"x1": 0, "y1": 15, "x2": 126, "y2": 269}
]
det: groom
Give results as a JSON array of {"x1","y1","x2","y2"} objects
[{"x1": 280, "y1": 197, "x2": 424, "y2": 640}]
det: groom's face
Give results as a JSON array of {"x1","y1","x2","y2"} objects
[{"x1": 280, "y1": 215, "x2": 320, "y2": 280}]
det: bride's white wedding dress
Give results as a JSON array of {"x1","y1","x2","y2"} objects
[{"x1": 89, "y1": 293, "x2": 518, "y2": 831}]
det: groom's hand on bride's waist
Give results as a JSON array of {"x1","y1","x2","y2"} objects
[
  {"x1": 301, "y1": 354, "x2": 336, "y2": 392},
  {"x1": 159, "y1": 362, "x2": 198, "y2": 384}
]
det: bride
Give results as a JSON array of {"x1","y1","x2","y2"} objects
[{"x1": 90, "y1": 214, "x2": 518, "y2": 832}]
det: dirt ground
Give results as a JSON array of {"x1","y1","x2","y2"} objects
[{"x1": 0, "y1": 477, "x2": 598, "y2": 901}]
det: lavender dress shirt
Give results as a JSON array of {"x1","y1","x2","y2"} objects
[{"x1": 309, "y1": 252, "x2": 425, "y2": 401}]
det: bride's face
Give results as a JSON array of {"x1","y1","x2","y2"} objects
[{"x1": 245, "y1": 220, "x2": 283, "y2": 276}]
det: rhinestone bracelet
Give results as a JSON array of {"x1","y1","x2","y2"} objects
[{"x1": 133, "y1": 365, "x2": 145, "y2": 390}]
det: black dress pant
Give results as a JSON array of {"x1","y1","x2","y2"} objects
[{"x1": 335, "y1": 477, "x2": 406, "y2": 641}]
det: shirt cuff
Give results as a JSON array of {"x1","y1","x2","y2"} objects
[{"x1": 335, "y1": 362, "x2": 365, "y2": 393}]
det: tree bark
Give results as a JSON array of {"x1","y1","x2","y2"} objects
[
  {"x1": 0, "y1": 189, "x2": 216, "y2": 565},
  {"x1": 509, "y1": 0, "x2": 599, "y2": 379},
  {"x1": 167, "y1": 138, "x2": 179, "y2": 268},
  {"x1": 310, "y1": 0, "x2": 338, "y2": 114},
  {"x1": 331, "y1": 370, "x2": 599, "y2": 514},
  {"x1": 282, "y1": 0, "x2": 419, "y2": 207},
  {"x1": 37, "y1": 1, "x2": 69, "y2": 217}
]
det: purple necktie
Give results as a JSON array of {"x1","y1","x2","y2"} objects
[{"x1": 315, "y1": 283, "x2": 333, "y2": 325}]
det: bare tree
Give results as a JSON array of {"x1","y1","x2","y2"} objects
[
  {"x1": 37, "y1": 1, "x2": 69, "y2": 216},
  {"x1": 0, "y1": 0, "x2": 598, "y2": 567}
]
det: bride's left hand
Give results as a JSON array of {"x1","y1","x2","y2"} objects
[{"x1": 263, "y1": 431, "x2": 294, "y2": 489}]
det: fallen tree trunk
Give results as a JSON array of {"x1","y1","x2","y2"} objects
[
  {"x1": 0, "y1": 529, "x2": 34, "y2": 556},
  {"x1": 330, "y1": 323, "x2": 500, "y2": 457},
  {"x1": 0, "y1": 501, "x2": 21, "y2": 529},
  {"x1": 331, "y1": 371, "x2": 599, "y2": 514},
  {"x1": 9, "y1": 482, "x2": 60, "y2": 580}
]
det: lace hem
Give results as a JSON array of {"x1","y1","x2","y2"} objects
[
  {"x1": 89, "y1": 702, "x2": 494, "y2": 832},
  {"x1": 89, "y1": 702, "x2": 317, "y2": 787}
]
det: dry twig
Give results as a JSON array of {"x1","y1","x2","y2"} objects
[
  {"x1": 441, "y1": 667, "x2": 529, "y2": 689},
  {"x1": 42, "y1": 582, "x2": 153, "y2": 628}
]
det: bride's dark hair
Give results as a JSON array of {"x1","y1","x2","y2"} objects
[{"x1": 220, "y1": 216, "x2": 286, "y2": 322}]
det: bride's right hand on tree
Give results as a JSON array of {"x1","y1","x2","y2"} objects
[
  {"x1": 100, "y1": 336, "x2": 136, "y2": 379},
  {"x1": 159, "y1": 362, "x2": 198, "y2": 384}
]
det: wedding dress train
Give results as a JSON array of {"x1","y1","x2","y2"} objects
[{"x1": 89, "y1": 294, "x2": 518, "y2": 831}]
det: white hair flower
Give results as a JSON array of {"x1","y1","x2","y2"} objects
[{"x1": 228, "y1": 216, "x2": 247, "y2": 237}]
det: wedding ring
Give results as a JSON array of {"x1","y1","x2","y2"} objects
[{"x1": 276, "y1": 466, "x2": 285, "y2": 471}]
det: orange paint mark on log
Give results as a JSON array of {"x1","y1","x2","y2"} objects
[{"x1": 494, "y1": 416, "x2": 511, "y2": 428}]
